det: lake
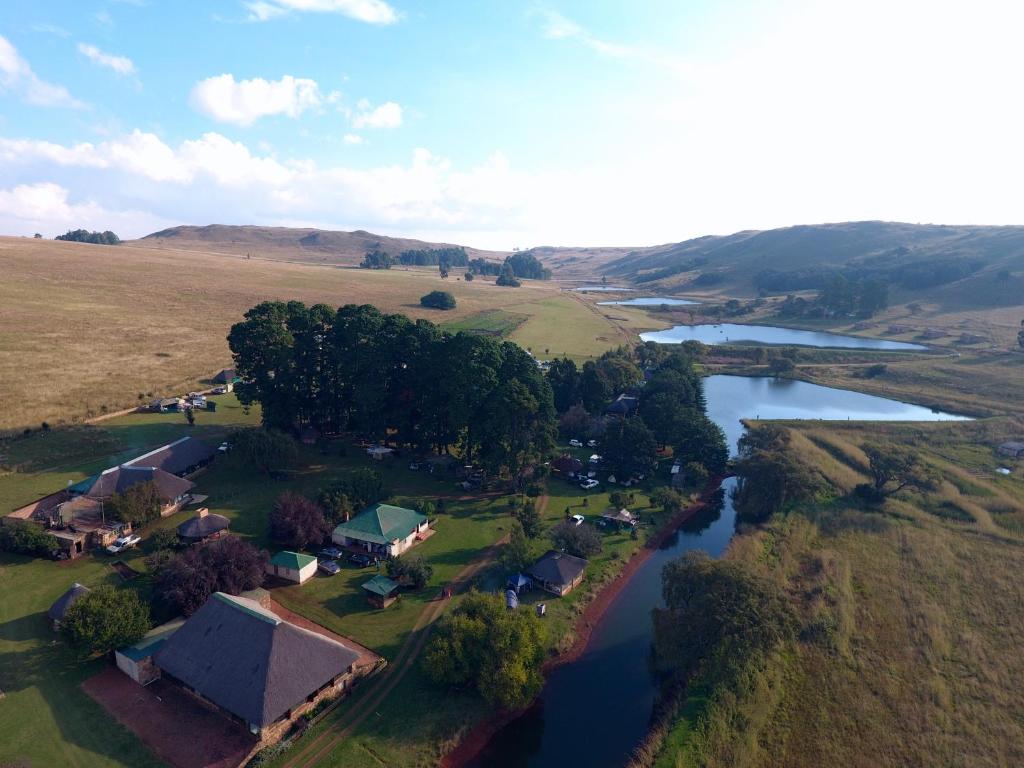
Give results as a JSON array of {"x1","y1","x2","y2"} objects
[
  {"x1": 640, "y1": 323, "x2": 927, "y2": 350},
  {"x1": 468, "y1": 375, "x2": 966, "y2": 768},
  {"x1": 597, "y1": 297, "x2": 700, "y2": 306}
]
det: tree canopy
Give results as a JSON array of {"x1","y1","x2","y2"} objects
[
  {"x1": 60, "y1": 585, "x2": 149, "y2": 657},
  {"x1": 55, "y1": 229, "x2": 120, "y2": 245},
  {"x1": 386, "y1": 553, "x2": 433, "y2": 589},
  {"x1": 0, "y1": 521, "x2": 58, "y2": 557},
  {"x1": 551, "y1": 519, "x2": 602, "y2": 558},
  {"x1": 495, "y1": 262, "x2": 521, "y2": 287},
  {"x1": 107, "y1": 480, "x2": 162, "y2": 525},
  {"x1": 155, "y1": 536, "x2": 268, "y2": 616},
  {"x1": 857, "y1": 442, "x2": 938, "y2": 502},
  {"x1": 228, "y1": 302, "x2": 556, "y2": 480},
  {"x1": 270, "y1": 492, "x2": 332, "y2": 550},
  {"x1": 732, "y1": 425, "x2": 821, "y2": 524},
  {"x1": 420, "y1": 290, "x2": 456, "y2": 310},
  {"x1": 228, "y1": 428, "x2": 298, "y2": 475},
  {"x1": 423, "y1": 591, "x2": 546, "y2": 710}
]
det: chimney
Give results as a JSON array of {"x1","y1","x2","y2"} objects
[{"x1": 197, "y1": 507, "x2": 209, "y2": 518}]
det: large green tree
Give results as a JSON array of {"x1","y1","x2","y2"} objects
[
  {"x1": 732, "y1": 425, "x2": 820, "y2": 523},
  {"x1": 602, "y1": 417, "x2": 659, "y2": 481},
  {"x1": 61, "y1": 585, "x2": 149, "y2": 657},
  {"x1": 423, "y1": 591, "x2": 545, "y2": 710},
  {"x1": 859, "y1": 442, "x2": 938, "y2": 501}
]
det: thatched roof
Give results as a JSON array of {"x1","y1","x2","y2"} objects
[
  {"x1": 177, "y1": 511, "x2": 230, "y2": 540},
  {"x1": 48, "y1": 583, "x2": 90, "y2": 622},
  {"x1": 527, "y1": 550, "x2": 587, "y2": 588}
]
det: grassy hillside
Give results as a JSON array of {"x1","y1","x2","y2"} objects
[
  {"x1": 134, "y1": 224, "x2": 505, "y2": 266},
  {"x1": 643, "y1": 417, "x2": 1024, "y2": 768},
  {"x1": 0, "y1": 237, "x2": 634, "y2": 434},
  {"x1": 597, "y1": 221, "x2": 1024, "y2": 311}
]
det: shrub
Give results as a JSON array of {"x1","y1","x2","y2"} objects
[
  {"x1": 386, "y1": 553, "x2": 433, "y2": 589},
  {"x1": 229, "y1": 428, "x2": 298, "y2": 475},
  {"x1": 420, "y1": 290, "x2": 457, "y2": 310},
  {"x1": 155, "y1": 537, "x2": 268, "y2": 616},
  {"x1": 551, "y1": 519, "x2": 602, "y2": 558},
  {"x1": 0, "y1": 522, "x2": 58, "y2": 557},
  {"x1": 107, "y1": 480, "x2": 163, "y2": 525},
  {"x1": 270, "y1": 492, "x2": 332, "y2": 550}
]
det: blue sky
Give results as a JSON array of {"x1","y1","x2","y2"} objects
[{"x1": 1, "y1": 1, "x2": 1022, "y2": 247}]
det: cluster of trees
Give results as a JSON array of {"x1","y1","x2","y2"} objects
[
  {"x1": 107, "y1": 480, "x2": 163, "y2": 525},
  {"x1": 0, "y1": 521, "x2": 58, "y2": 557},
  {"x1": 386, "y1": 553, "x2": 433, "y2": 589},
  {"x1": 60, "y1": 585, "x2": 149, "y2": 657},
  {"x1": 495, "y1": 262, "x2": 521, "y2": 287},
  {"x1": 229, "y1": 428, "x2": 299, "y2": 475},
  {"x1": 505, "y1": 252, "x2": 552, "y2": 280},
  {"x1": 551, "y1": 518, "x2": 602, "y2": 558},
  {"x1": 651, "y1": 551, "x2": 794, "y2": 725},
  {"x1": 757, "y1": 257, "x2": 983, "y2": 295},
  {"x1": 271, "y1": 492, "x2": 332, "y2": 550},
  {"x1": 55, "y1": 229, "x2": 121, "y2": 245},
  {"x1": 423, "y1": 591, "x2": 546, "y2": 710},
  {"x1": 420, "y1": 290, "x2": 456, "y2": 310},
  {"x1": 318, "y1": 468, "x2": 386, "y2": 521},
  {"x1": 732, "y1": 426, "x2": 821, "y2": 524},
  {"x1": 398, "y1": 247, "x2": 469, "y2": 267},
  {"x1": 153, "y1": 536, "x2": 267, "y2": 615},
  {"x1": 548, "y1": 344, "x2": 727, "y2": 482},
  {"x1": 1018, "y1": 319, "x2": 1024, "y2": 350},
  {"x1": 229, "y1": 302, "x2": 556, "y2": 480},
  {"x1": 819, "y1": 274, "x2": 889, "y2": 317},
  {"x1": 360, "y1": 249, "x2": 394, "y2": 269}
]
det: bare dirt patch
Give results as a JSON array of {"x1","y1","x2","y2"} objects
[{"x1": 82, "y1": 666, "x2": 255, "y2": 768}]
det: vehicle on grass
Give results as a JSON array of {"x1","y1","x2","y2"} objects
[
  {"x1": 349, "y1": 552, "x2": 373, "y2": 567},
  {"x1": 318, "y1": 559, "x2": 341, "y2": 576},
  {"x1": 212, "y1": 386, "x2": 227, "y2": 394},
  {"x1": 106, "y1": 534, "x2": 141, "y2": 554},
  {"x1": 571, "y1": 514, "x2": 585, "y2": 526},
  {"x1": 587, "y1": 439, "x2": 598, "y2": 448},
  {"x1": 218, "y1": 442, "x2": 231, "y2": 453},
  {"x1": 569, "y1": 439, "x2": 583, "y2": 448},
  {"x1": 580, "y1": 479, "x2": 599, "y2": 490},
  {"x1": 319, "y1": 545, "x2": 342, "y2": 559}
]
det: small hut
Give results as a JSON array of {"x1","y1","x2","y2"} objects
[
  {"x1": 601, "y1": 508, "x2": 638, "y2": 530},
  {"x1": 176, "y1": 508, "x2": 230, "y2": 543},
  {"x1": 361, "y1": 575, "x2": 401, "y2": 608},
  {"x1": 48, "y1": 583, "x2": 90, "y2": 630}
]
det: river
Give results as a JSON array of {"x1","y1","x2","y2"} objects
[
  {"x1": 468, "y1": 375, "x2": 967, "y2": 768},
  {"x1": 640, "y1": 323, "x2": 926, "y2": 350}
]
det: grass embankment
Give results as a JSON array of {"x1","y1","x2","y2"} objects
[
  {"x1": 641, "y1": 417, "x2": 1024, "y2": 768},
  {"x1": 0, "y1": 237, "x2": 631, "y2": 434}
]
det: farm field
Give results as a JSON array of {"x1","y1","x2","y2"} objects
[
  {"x1": 0, "y1": 236, "x2": 636, "y2": 434},
  {"x1": 0, "y1": 391, "x2": 683, "y2": 768}
]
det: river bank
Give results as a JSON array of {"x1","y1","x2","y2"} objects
[{"x1": 440, "y1": 478, "x2": 729, "y2": 768}]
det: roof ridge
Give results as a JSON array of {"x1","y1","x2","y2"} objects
[{"x1": 213, "y1": 592, "x2": 281, "y2": 626}]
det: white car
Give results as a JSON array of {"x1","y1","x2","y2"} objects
[
  {"x1": 106, "y1": 534, "x2": 141, "y2": 554},
  {"x1": 587, "y1": 439, "x2": 598, "y2": 448},
  {"x1": 212, "y1": 386, "x2": 228, "y2": 395},
  {"x1": 579, "y1": 479, "x2": 599, "y2": 490},
  {"x1": 571, "y1": 514, "x2": 585, "y2": 526},
  {"x1": 569, "y1": 439, "x2": 582, "y2": 448}
]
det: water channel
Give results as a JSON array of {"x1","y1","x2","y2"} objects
[{"x1": 469, "y1": 374, "x2": 966, "y2": 768}]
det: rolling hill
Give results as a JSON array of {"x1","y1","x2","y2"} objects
[
  {"x1": 133, "y1": 224, "x2": 506, "y2": 266},
  {"x1": 595, "y1": 221, "x2": 1024, "y2": 308}
]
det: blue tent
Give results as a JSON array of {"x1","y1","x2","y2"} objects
[{"x1": 507, "y1": 573, "x2": 531, "y2": 593}]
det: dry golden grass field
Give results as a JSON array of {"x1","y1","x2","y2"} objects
[{"x1": 0, "y1": 236, "x2": 656, "y2": 434}]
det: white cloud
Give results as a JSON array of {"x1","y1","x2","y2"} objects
[
  {"x1": 533, "y1": 8, "x2": 631, "y2": 58},
  {"x1": 77, "y1": 43, "x2": 136, "y2": 76},
  {"x1": 243, "y1": 0, "x2": 398, "y2": 25},
  {"x1": 0, "y1": 182, "x2": 171, "y2": 238},
  {"x1": 190, "y1": 74, "x2": 331, "y2": 126},
  {"x1": 352, "y1": 100, "x2": 402, "y2": 129},
  {"x1": 343, "y1": 133, "x2": 364, "y2": 144},
  {"x1": 0, "y1": 34, "x2": 84, "y2": 108}
]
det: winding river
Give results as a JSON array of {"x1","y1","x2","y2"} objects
[{"x1": 468, "y1": 374, "x2": 967, "y2": 768}]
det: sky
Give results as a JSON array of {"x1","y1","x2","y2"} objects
[{"x1": 1, "y1": 0, "x2": 1023, "y2": 249}]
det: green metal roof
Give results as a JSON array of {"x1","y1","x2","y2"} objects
[
  {"x1": 269, "y1": 551, "x2": 317, "y2": 570},
  {"x1": 117, "y1": 617, "x2": 185, "y2": 662},
  {"x1": 361, "y1": 575, "x2": 400, "y2": 597},
  {"x1": 332, "y1": 503, "x2": 426, "y2": 546}
]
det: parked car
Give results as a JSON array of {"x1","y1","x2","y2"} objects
[
  {"x1": 318, "y1": 559, "x2": 341, "y2": 576},
  {"x1": 106, "y1": 534, "x2": 141, "y2": 554},
  {"x1": 569, "y1": 439, "x2": 582, "y2": 448},
  {"x1": 587, "y1": 439, "x2": 598, "y2": 448},
  {"x1": 571, "y1": 514, "x2": 585, "y2": 526},
  {"x1": 348, "y1": 552, "x2": 373, "y2": 567},
  {"x1": 579, "y1": 479, "x2": 599, "y2": 490},
  {"x1": 408, "y1": 462, "x2": 420, "y2": 471},
  {"x1": 218, "y1": 441, "x2": 231, "y2": 453},
  {"x1": 319, "y1": 546, "x2": 342, "y2": 560},
  {"x1": 212, "y1": 386, "x2": 227, "y2": 394}
]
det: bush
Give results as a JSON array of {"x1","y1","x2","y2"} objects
[
  {"x1": 146, "y1": 527, "x2": 180, "y2": 553},
  {"x1": 229, "y1": 428, "x2": 298, "y2": 475},
  {"x1": 420, "y1": 290, "x2": 457, "y2": 310},
  {"x1": 270, "y1": 492, "x2": 332, "y2": 550},
  {"x1": 0, "y1": 522, "x2": 58, "y2": 557},
  {"x1": 386, "y1": 553, "x2": 433, "y2": 589},
  {"x1": 768, "y1": 357, "x2": 796, "y2": 375},
  {"x1": 61, "y1": 585, "x2": 149, "y2": 656},
  {"x1": 513, "y1": 500, "x2": 543, "y2": 538},
  {"x1": 551, "y1": 519, "x2": 602, "y2": 558},
  {"x1": 107, "y1": 480, "x2": 162, "y2": 525},
  {"x1": 156, "y1": 537, "x2": 268, "y2": 616},
  {"x1": 684, "y1": 461, "x2": 709, "y2": 487}
]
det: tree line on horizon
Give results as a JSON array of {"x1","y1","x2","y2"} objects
[{"x1": 54, "y1": 229, "x2": 121, "y2": 245}]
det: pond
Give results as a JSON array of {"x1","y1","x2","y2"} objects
[
  {"x1": 597, "y1": 297, "x2": 700, "y2": 306},
  {"x1": 640, "y1": 323, "x2": 927, "y2": 350},
  {"x1": 468, "y1": 375, "x2": 966, "y2": 768}
]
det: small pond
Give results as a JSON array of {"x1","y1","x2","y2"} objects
[
  {"x1": 640, "y1": 323, "x2": 927, "y2": 350},
  {"x1": 597, "y1": 297, "x2": 700, "y2": 306}
]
